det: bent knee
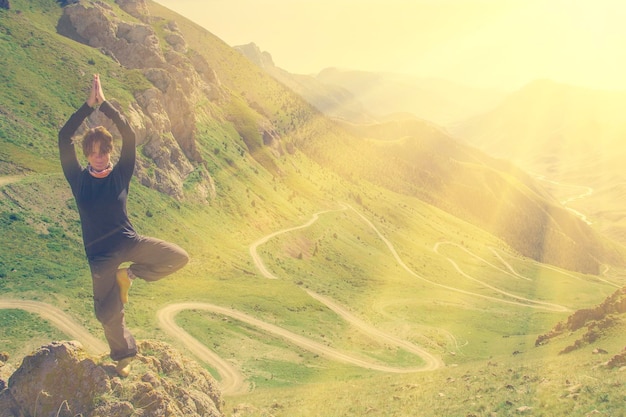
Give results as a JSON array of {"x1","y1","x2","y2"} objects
[{"x1": 172, "y1": 248, "x2": 190, "y2": 271}]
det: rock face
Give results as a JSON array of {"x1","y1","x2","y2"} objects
[
  {"x1": 2, "y1": 341, "x2": 110, "y2": 417},
  {"x1": 116, "y1": 0, "x2": 150, "y2": 22},
  {"x1": 0, "y1": 340, "x2": 224, "y2": 417},
  {"x1": 606, "y1": 347, "x2": 626, "y2": 369},
  {"x1": 234, "y1": 43, "x2": 275, "y2": 69},
  {"x1": 535, "y1": 286, "x2": 626, "y2": 358},
  {"x1": 536, "y1": 286, "x2": 626, "y2": 345},
  {"x1": 56, "y1": 0, "x2": 222, "y2": 200}
]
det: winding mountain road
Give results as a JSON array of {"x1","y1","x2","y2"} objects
[
  {"x1": 157, "y1": 298, "x2": 442, "y2": 395},
  {"x1": 533, "y1": 174, "x2": 594, "y2": 225},
  {"x1": 433, "y1": 242, "x2": 571, "y2": 311},
  {"x1": 158, "y1": 204, "x2": 443, "y2": 394},
  {"x1": 2, "y1": 201, "x2": 606, "y2": 395}
]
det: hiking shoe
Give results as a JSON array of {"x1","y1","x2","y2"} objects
[
  {"x1": 115, "y1": 356, "x2": 134, "y2": 378},
  {"x1": 116, "y1": 268, "x2": 132, "y2": 304}
]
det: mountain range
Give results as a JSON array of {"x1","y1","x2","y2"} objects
[
  {"x1": 240, "y1": 42, "x2": 626, "y2": 248},
  {"x1": 235, "y1": 42, "x2": 505, "y2": 126},
  {"x1": 234, "y1": 42, "x2": 626, "y2": 274}
]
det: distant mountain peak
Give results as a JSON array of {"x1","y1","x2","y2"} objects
[{"x1": 234, "y1": 42, "x2": 275, "y2": 69}]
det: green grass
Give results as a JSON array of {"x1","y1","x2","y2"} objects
[
  {"x1": 226, "y1": 329, "x2": 626, "y2": 417},
  {"x1": 0, "y1": 310, "x2": 66, "y2": 358}
]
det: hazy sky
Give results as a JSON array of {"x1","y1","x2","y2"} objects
[{"x1": 152, "y1": 0, "x2": 626, "y2": 92}]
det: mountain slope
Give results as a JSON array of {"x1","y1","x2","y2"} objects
[
  {"x1": 234, "y1": 42, "x2": 376, "y2": 124},
  {"x1": 315, "y1": 67, "x2": 504, "y2": 125},
  {"x1": 451, "y1": 79, "x2": 626, "y2": 245},
  {"x1": 450, "y1": 79, "x2": 626, "y2": 170},
  {"x1": 230, "y1": 40, "x2": 626, "y2": 273},
  {"x1": 234, "y1": 44, "x2": 504, "y2": 126},
  {"x1": 2, "y1": 0, "x2": 625, "y2": 276},
  {"x1": 295, "y1": 116, "x2": 626, "y2": 273}
]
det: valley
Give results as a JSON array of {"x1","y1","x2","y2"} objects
[{"x1": 2, "y1": 199, "x2": 620, "y2": 400}]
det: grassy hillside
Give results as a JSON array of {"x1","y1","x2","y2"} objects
[
  {"x1": 149, "y1": 0, "x2": 626, "y2": 275},
  {"x1": 1, "y1": 1, "x2": 625, "y2": 416},
  {"x1": 293, "y1": 114, "x2": 626, "y2": 274},
  {"x1": 452, "y1": 79, "x2": 626, "y2": 248}
]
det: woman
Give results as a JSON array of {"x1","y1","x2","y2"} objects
[{"x1": 58, "y1": 74, "x2": 189, "y2": 377}]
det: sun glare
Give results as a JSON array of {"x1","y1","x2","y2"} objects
[
  {"x1": 3, "y1": 1, "x2": 626, "y2": 416},
  {"x1": 155, "y1": 0, "x2": 626, "y2": 91}
]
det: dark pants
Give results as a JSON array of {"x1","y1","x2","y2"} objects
[{"x1": 87, "y1": 235, "x2": 189, "y2": 361}]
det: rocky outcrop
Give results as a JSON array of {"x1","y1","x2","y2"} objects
[
  {"x1": 116, "y1": 0, "x2": 150, "y2": 22},
  {"x1": 0, "y1": 340, "x2": 223, "y2": 417},
  {"x1": 62, "y1": 2, "x2": 164, "y2": 69},
  {"x1": 535, "y1": 286, "x2": 626, "y2": 356},
  {"x1": 606, "y1": 347, "x2": 626, "y2": 369},
  {"x1": 235, "y1": 42, "x2": 376, "y2": 124},
  {"x1": 57, "y1": 1, "x2": 223, "y2": 200},
  {"x1": 234, "y1": 43, "x2": 275, "y2": 69},
  {"x1": 0, "y1": 0, "x2": 10, "y2": 11},
  {"x1": 0, "y1": 351, "x2": 13, "y2": 393}
]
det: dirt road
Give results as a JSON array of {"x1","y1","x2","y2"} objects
[
  {"x1": 157, "y1": 294, "x2": 444, "y2": 394},
  {"x1": 433, "y1": 242, "x2": 571, "y2": 312},
  {"x1": 154, "y1": 206, "x2": 444, "y2": 395},
  {"x1": 0, "y1": 299, "x2": 107, "y2": 354},
  {"x1": 156, "y1": 303, "x2": 248, "y2": 394}
]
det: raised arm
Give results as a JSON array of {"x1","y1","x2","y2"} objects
[
  {"x1": 99, "y1": 101, "x2": 136, "y2": 176},
  {"x1": 95, "y1": 76, "x2": 136, "y2": 178},
  {"x1": 58, "y1": 76, "x2": 100, "y2": 183}
]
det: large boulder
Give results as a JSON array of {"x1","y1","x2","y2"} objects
[
  {"x1": 1, "y1": 341, "x2": 110, "y2": 417},
  {"x1": 0, "y1": 340, "x2": 223, "y2": 417}
]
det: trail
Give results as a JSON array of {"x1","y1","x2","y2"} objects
[
  {"x1": 249, "y1": 207, "x2": 345, "y2": 279},
  {"x1": 157, "y1": 303, "x2": 247, "y2": 395},
  {"x1": 305, "y1": 290, "x2": 443, "y2": 371},
  {"x1": 158, "y1": 300, "x2": 442, "y2": 393},
  {"x1": 434, "y1": 242, "x2": 571, "y2": 311},
  {"x1": 0, "y1": 299, "x2": 107, "y2": 354},
  {"x1": 341, "y1": 204, "x2": 570, "y2": 312},
  {"x1": 158, "y1": 204, "x2": 442, "y2": 394},
  {"x1": 489, "y1": 247, "x2": 531, "y2": 280},
  {"x1": 533, "y1": 174, "x2": 594, "y2": 225}
]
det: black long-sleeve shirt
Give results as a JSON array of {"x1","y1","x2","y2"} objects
[{"x1": 58, "y1": 101, "x2": 137, "y2": 257}]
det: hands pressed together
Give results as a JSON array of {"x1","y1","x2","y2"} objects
[{"x1": 86, "y1": 73, "x2": 107, "y2": 107}]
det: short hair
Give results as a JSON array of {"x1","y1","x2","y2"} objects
[{"x1": 82, "y1": 126, "x2": 113, "y2": 157}]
